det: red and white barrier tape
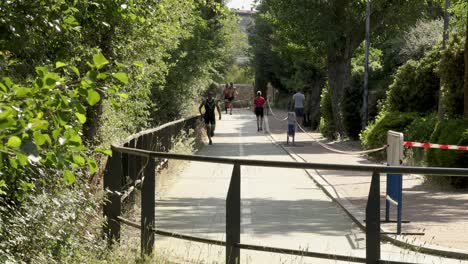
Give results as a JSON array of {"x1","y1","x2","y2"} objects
[{"x1": 403, "y1": 141, "x2": 468, "y2": 151}]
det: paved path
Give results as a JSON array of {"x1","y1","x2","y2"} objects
[
  {"x1": 154, "y1": 109, "x2": 467, "y2": 264},
  {"x1": 265, "y1": 108, "x2": 468, "y2": 257}
]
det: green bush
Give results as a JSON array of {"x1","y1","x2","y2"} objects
[
  {"x1": 386, "y1": 48, "x2": 440, "y2": 114},
  {"x1": 361, "y1": 111, "x2": 419, "y2": 160},
  {"x1": 319, "y1": 83, "x2": 336, "y2": 139},
  {"x1": 439, "y1": 34, "x2": 466, "y2": 118},
  {"x1": 402, "y1": 114, "x2": 437, "y2": 165},
  {"x1": 342, "y1": 75, "x2": 363, "y2": 140},
  {"x1": 425, "y1": 120, "x2": 468, "y2": 188}
]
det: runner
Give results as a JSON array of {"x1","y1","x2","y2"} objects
[
  {"x1": 198, "y1": 91, "x2": 221, "y2": 145},
  {"x1": 227, "y1": 82, "x2": 237, "y2": 115},
  {"x1": 254, "y1": 91, "x2": 266, "y2": 131},
  {"x1": 223, "y1": 83, "x2": 230, "y2": 114}
]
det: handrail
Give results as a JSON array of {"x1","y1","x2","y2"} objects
[
  {"x1": 105, "y1": 115, "x2": 468, "y2": 264},
  {"x1": 111, "y1": 145, "x2": 468, "y2": 176},
  {"x1": 116, "y1": 115, "x2": 198, "y2": 146}
]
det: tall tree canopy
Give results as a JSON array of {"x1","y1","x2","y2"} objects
[{"x1": 254, "y1": 0, "x2": 429, "y2": 137}]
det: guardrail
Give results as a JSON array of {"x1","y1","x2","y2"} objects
[
  {"x1": 102, "y1": 116, "x2": 198, "y2": 247},
  {"x1": 104, "y1": 140, "x2": 468, "y2": 264}
]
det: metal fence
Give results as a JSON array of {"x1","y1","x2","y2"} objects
[
  {"x1": 102, "y1": 116, "x2": 198, "y2": 246},
  {"x1": 103, "y1": 137, "x2": 468, "y2": 264}
]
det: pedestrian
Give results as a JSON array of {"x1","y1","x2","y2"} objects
[
  {"x1": 292, "y1": 89, "x2": 305, "y2": 126},
  {"x1": 223, "y1": 83, "x2": 230, "y2": 114},
  {"x1": 199, "y1": 91, "x2": 221, "y2": 145},
  {"x1": 227, "y1": 82, "x2": 237, "y2": 115},
  {"x1": 254, "y1": 91, "x2": 266, "y2": 131}
]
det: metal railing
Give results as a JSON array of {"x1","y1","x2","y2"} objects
[
  {"x1": 104, "y1": 142, "x2": 468, "y2": 264},
  {"x1": 102, "y1": 116, "x2": 198, "y2": 249}
]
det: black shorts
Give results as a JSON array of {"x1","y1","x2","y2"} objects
[
  {"x1": 255, "y1": 107, "x2": 264, "y2": 117},
  {"x1": 295, "y1": 107, "x2": 304, "y2": 117},
  {"x1": 204, "y1": 114, "x2": 216, "y2": 125},
  {"x1": 228, "y1": 97, "x2": 234, "y2": 102}
]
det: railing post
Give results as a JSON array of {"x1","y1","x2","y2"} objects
[
  {"x1": 103, "y1": 150, "x2": 123, "y2": 245},
  {"x1": 141, "y1": 157, "x2": 156, "y2": 256},
  {"x1": 366, "y1": 171, "x2": 381, "y2": 264},
  {"x1": 226, "y1": 163, "x2": 241, "y2": 264}
]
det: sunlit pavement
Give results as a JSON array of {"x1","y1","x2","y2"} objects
[{"x1": 153, "y1": 109, "x2": 467, "y2": 264}]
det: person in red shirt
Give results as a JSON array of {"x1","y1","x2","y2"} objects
[{"x1": 254, "y1": 91, "x2": 266, "y2": 131}]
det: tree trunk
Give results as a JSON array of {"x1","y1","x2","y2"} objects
[
  {"x1": 327, "y1": 53, "x2": 351, "y2": 138},
  {"x1": 437, "y1": 0, "x2": 450, "y2": 121},
  {"x1": 464, "y1": 15, "x2": 468, "y2": 120}
]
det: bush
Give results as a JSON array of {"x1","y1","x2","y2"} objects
[
  {"x1": 319, "y1": 83, "x2": 336, "y2": 139},
  {"x1": 0, "y1": 181, "x2": 106, "y2": 263},
  {"x1": 361, "y1": 111, "x2": 419, "y2": 160},
  {"x1": 439, "y1": 34, "x2": 466, "y2": 118},
  {"x1": 403, "y1": 114, "x2": 437, "y2": 165},
  {"x1": 342, "y1": 75, "x2": 363, "y2": 140},
  {"x1": 386, "y1": 48, "x2": 440, "y2": 114},
  {"x1": 425, "y1": 120, "x2": 468, "y2": 188}
]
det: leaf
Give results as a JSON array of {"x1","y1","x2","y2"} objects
[
  {"x1": 16, "y1": 153, "x2": 28, "y2": 166},
  {"x1": 0, "y1": 180, "x2": 6, "y2": 195},
  {"x1": 97, "y1": 73, "x2": 108, "y2": 80},
  {"x1": 2, "y1": 77, "x2": 12, "y2": 88},
  {"x1": 55, "y1": 61, "x2": 67, "y2": 69},
  {"x1": 52, "y1": 128, "x2": 61, "y2": 141},
  {"x1": 0, "y1": 118, "x2": 15, "y2": 129},
  {"x1": 0, "y1": 82, "x2": 7, "y2": 92},
  {"x1": 72, "y1": 155, "x2": 86, "y2": 167},
  {"x1": 75, "y1": 112, "x2": 87, "y2": 124},
  {"x1": 31, "y1": 120, "x2": 49, "y2": 130},
  {"x1": 9, "y1": 158, "x2": 18, "y2": 169},
  {"x1": 118, "y1": 93, "x2": 128, "y2": 99},
  {"x1": 71, "y1": 66, "x2": 80, "y2": 77},
  {"x1": 68, "y1": 135, "x2": 82, "y2": 146},
  {"x1": 6, "y1": 136, "x2": 21, "y2": 148},
  {"x1": 109, "y1": 97, "x2": 120, "y2": 108},
  {"x1": 86, "y1": 89, "x2": 101, "y2": 106},
  {"x1": 132, "y1": 61, "x2": 144, "y2": 68},
  {"x1": 33, "y1": 131, "x2": 47, "y2": 146},
  {"x1": 35, "y1": 66, "x2": 48, "y2": 77},
  {"x1": 64, "y1": 170, "x2": 75, "y2": 185},
  {"x1": 14, "y1": 87, "x2": 32, "y2": 97},
  {"x1": 44, "y1": 73, "x2": 60, "y2": 87},
  {"x1": 92, "y1": 53, "x2": 109, "y2": 70},
  {"x1": 113, "y1": 72, "x2": 129, "y2": 84},
  {"x1": 87, "y1": 158, "x2": 97, "y2": 174},
  {"x1": 95, "y1": 147, "x2": 112, "y2": 156}
]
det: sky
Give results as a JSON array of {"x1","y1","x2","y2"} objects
[{"x1": 226, "y1": 0, "x2": 257, "y2": 10}]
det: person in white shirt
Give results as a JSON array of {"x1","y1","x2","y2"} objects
[{"x1": 292, "y1": 89, "x2": 305, "y2": 126}]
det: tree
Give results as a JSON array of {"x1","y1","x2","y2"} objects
[
  {"x1": 260, "y1": 0, "x2": 427, "y2": 137},
  {"x1": 464, "y1": 8, "x2": 468, "y2": 119}
]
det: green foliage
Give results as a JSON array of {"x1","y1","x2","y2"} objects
[
  {"x1": 399, "y1": 19, "x2": 443, "y2": 61},
  {"x1": 342, "y1": 82, "x2": 363, "y2": 140},
  {"x1": 319, "y1": 84, "x2": 336, "y2": 140},
  {"x1": 402, "y1": 114, "x2": 437, "y2": 166},
  {"x1": 386, "y1": 47, "x2": 440, "y2": 113},
  {"x1": 361, "y1": 111, "x2": 419, "y2": 160},
  {"x1": 0, "y1": 182, "x2": 106, "y2": 263},
  {"x1": 439, "y1": 33, "x2": 466, "y2": 118},
  {"x1": 404, "y1": 114, "x2": 438, "y2": 142},
  {"x1": 224, "y1": 64, "x2": 254, "y2": 84},
  {"x1": 425, "y1": 120, "x2": 468, "y2": 188},
  {"x1": 0, "y1": 53, "x2": 125, "y2": 201}
]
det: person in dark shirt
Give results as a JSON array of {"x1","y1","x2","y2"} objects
[{"x1": 199, "y1": 91, "x2": 221, "y2": 145}]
